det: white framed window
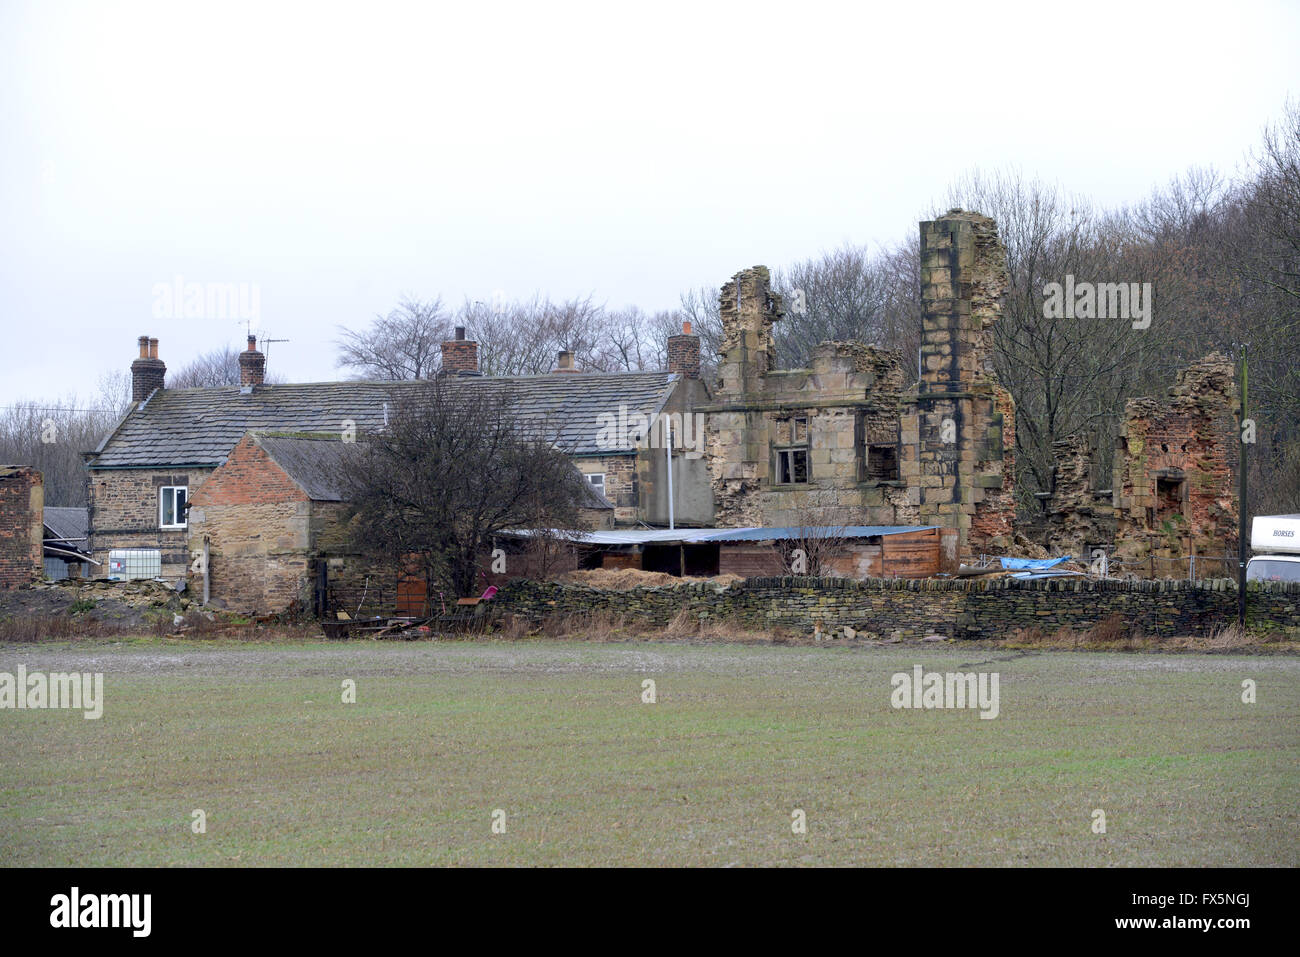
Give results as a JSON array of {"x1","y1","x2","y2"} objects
[
  {"x1": 586, "y1": 473, "x2": 606, "y2": 491},
  {"x1": 159, "y1": 486, "x2": 188, "y2": 529}
]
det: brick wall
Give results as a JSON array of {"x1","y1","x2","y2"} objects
[
  {"x1": 0, "y1": 467, "x2": 43, "y2": 589},
  {"x1": 496, "y1": 576, "x2": 1300, "y2": 640}
]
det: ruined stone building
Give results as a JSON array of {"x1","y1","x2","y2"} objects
[
  {"x1": 703, "y1": 210, "x2": 1016, "y2": 561},
  {"x1": 64, "y1": 207, "x2": 1246, "y2": 615},
  {"x1": 1040, "y1": 353, "x2": 1240, "y2": 573}
]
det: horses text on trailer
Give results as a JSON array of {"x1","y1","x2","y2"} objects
[{"x1": 1246, "y1": 514, "x2": 1300, "y2": 583}]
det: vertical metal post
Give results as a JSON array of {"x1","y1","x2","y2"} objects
[
  {"x1": 1238, "y1": 344, "x2": 1248, "y2": 629},
  {"x1": 666, "y1": 417, "x2": 674, "y2": 530}
]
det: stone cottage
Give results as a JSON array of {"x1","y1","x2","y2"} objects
[{"x1": 84, "y1": 330, "x2": 715, "y2": 592}]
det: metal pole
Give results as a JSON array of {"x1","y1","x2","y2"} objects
[
  {"x1": 1238, "y1": 344, "x2": 1248, "y2": 629},
  {"x1": 666, "y1": 417, "x2": 675, "y2": 530}
]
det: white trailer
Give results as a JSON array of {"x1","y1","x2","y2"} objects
[{"x1": 1246, "y1": 514, "x2": 1300, "y2": 583}]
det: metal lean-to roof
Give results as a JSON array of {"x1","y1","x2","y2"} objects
[{"x1": 499, "y1": 526, "x2": 939, "y2": 546}]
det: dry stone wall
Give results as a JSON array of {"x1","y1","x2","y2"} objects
[{"x1": 496, "y1": 576, "x2": 1300, "y2": 640}]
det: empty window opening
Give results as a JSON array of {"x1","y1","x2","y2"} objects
[
  {"x1": 865, "y1": 444, "x2": 900, "y2": 482},
  {"x1": 776, "y1": 449, "x2": 810, "y2": 484},
  {"x1": 773, "y1": 416, "x2": 811, "y2": 485},
  {"x1": 1156, "y1": 476, "x2": 1184, "y2": 522}
]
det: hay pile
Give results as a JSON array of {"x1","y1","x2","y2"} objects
[{"x1": 561, "y1": 569, "x2": 744, "y2": 590}]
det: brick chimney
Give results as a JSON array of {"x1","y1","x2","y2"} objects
[
  {"x1": 666, "y1": 321, "x2": 700, "y2": 378},
  {"x1": 130, "y1": 334, "x2": 166, "y2": 402},
  {"x1": 553, "y1": 350, "x2": 579, "y2": 373},
  {"x1": 441, "y1": 326, "x2": 480, "y2": 375},
  {"x1": 239, "y1": 334, "x2": 266, "y2": 387}
]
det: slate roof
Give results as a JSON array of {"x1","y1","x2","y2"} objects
[
  {"x1": 249, "y1": 432, "x2": 616, "y2": 509},
  {"x1": 254, "y1": 434, "x2": 365, "y2": 502},
  {"x1": 87, "y1": 372, "x2": 682, "y2": 469},
  {"x1": 44, "y1": 506, "x2": 89, "y2": 544}
]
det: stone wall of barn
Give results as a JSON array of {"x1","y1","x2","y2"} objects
[
  {"x1": 87, "y1": 466, "x2": 214, "y2": 579},
  {"x1": 0, "y1": 466, "x2": 44, "y2": 590},
  {"x1": 186, "y1": 435, "x2": 312, "y2": 614}
]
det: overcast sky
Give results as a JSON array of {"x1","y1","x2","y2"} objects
[{"x1": 2, "y1": 0, "x2": 1297, "y2": 406}]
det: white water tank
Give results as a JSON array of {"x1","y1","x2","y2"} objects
[{"x1": 107, "y1": 549, "x2": 161, "y2": 581}]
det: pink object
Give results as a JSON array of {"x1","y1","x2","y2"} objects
[{"x1": 479, "y1": 585, "x2": 498, "y2": 602}]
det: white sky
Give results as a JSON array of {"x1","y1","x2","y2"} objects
[{"x1": 2, "y1": 0, "x2": 1297, "y2": 404}]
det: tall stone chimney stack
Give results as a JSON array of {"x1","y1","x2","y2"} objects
[
  {"x1": 717, "y1": 266, "x2": 782, "y2": 395},
  {"x1": 131, "y1": 334, "x2": 166, "y2": 401},
  {"x1": 239, "y1": 334, "x2": 266, "y2": 387}
]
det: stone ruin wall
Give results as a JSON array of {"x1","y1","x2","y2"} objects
[
  {"x1": 1038, "y1": 353, "x2": 1239, "y2": 576},
  {"x1": 903, "y1": 210, "x2": 1017, "y2": 559}
]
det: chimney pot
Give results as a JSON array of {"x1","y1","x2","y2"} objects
[
  {"x1": 455, "y1": 326, "x2": 466, "y2": 341},
  {"x1": 130, "y1": 334, "x2": 166, "y2": 401},
  {"x1": 666, "y1": 324, "x2": 701, "y2": 379},
  {"x1": 238, "y1": 337, "x2": 266, "y2": 387}
]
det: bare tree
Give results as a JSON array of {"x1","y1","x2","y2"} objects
[
  {"x1": 457, "y1": 293, "x2": 604, "y2": 375},
  {"x1": 169, "y1": 345, "x2": 286, "y2": 388},
  {"x1": 338, "y1": 378, "x2": 589, "y2": 597},
  {"x1": 777, "y1": 509, "x2": 850, "y2": 577},
  {"x1": 336, "y1": 296, "x2": 452, "y2": 380},
  {"x1": 0, "y1": 374, "x2": 130, "y2": 507}
]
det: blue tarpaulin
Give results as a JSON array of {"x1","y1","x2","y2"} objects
[{"x1": 999, "y1": 556, "x2": 1071, "y2": 571}]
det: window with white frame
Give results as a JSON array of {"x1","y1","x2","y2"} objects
[
  {"x1": 586, "y1": 473, "x2": 606, "y2": 491},
  {"x1": 159, "y1": 486, "x2": 188, "y2": 529}
]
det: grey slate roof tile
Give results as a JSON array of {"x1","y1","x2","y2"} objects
[{"x1": 88, "y1": 373, "x2": 680, "y2": 469}]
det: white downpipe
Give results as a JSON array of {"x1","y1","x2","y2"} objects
[{"x1": 666, "y1": 417, "x2": 674, "y2": 530}]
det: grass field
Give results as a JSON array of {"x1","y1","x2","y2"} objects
[{"x1": 1, "y1": 638, "x2": 1297, "y2": 866}]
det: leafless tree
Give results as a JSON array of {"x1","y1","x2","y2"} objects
[
  {"x1": 335, "y1": 296, "x2": 453, "y2": 380},
  {"x1": 777, "y1": 509, "x2": 850, "y2": 577},
  {"x1": 337, "y1": 378, "x2": 588, "y2": 597},
  {"x1": 0, "y1": 374, "x2": 131, "y2": 507},
  {"x1": 168, "y1": 345, "x2": 286, "y2": 388}
]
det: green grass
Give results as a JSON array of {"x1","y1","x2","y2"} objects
[{"x1": 1, "y1": 638, "x2": 1296, "y2": 866}]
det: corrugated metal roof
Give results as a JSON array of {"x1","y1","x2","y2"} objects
[
  {"x1": 499, "y1": 525, "x2": 938, "y2": 546},
  {"x1": 43, "y1": 506, "x2": 89, "y2": 543}
]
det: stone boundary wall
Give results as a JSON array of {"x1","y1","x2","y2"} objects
[{"x1": 495, "y1": 576, "x2": 1300, "y2": 640}]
